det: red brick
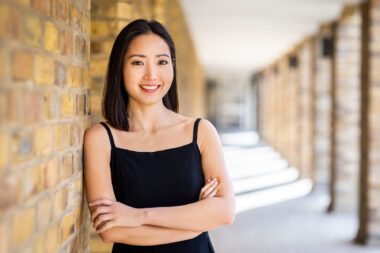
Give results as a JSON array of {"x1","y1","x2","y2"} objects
[
  {"x1": 37, "y1": 196, "x2": 52, "y2": 231},
  {"x1": 12, "y1": 51, "x2": 32, "y2": 81},
  {"x1": 11, "y1": 207, "x2": 35, "y2": 246},
  {"x1": 45, "y1": 223, "x2": 59, "y2": 253},
  {"x1": 61, "y1": 212, "x2": 74, "y2": 243},
  {"x1": 70, "y1": 123, "x2": 80, "y2": 146},
  {"x1": 32, "y1": 0, "x2": 51, "y2": 16},
  {"x1": 55, "y1": 61, "x2": 66, "y2": 86},
  {"x1": 53, "y1": 0, "x2": 67, "y2": 22},
  {"x1": 75, "y1": 35, "x2": 86, "y2": 59},
  {"x1": 11, "y1": 130, "x2": 33, "y2": 165},
  {"x1": 0, "y1": 91, "x2": 8, "y2": 126},
  {"x1": 69, "y1": 2, "x2": 80, "y2": 29},
  {"x1": 0, "y1": 5, "x2": 22, "y2": 39},
  {"x1": 44, "y1": 91, "x2": 60, "y2": 119},
  {"x1": 8, "y1": 90, "x2": 21, "y2": 124},
  {"x1": 76, "y1": 94, "x2": 84, "y2": 116},
  {"x1": 33, "y1": 125, "x2": 53, "y2": 156},
  {"x1": 54, "y1": 124, "x2": 69, "y2": 151},
  {"x1": 44, "y1": 157, "x2": 60, "y2": 188},
  {"x1": 53, "y1": 187, "x2": 68, "y2": 218},
  {"x1": 23, "y1": 15, "x2": 42, "y2": 46},
  {"x1": 61, "y1": 31, "x2": 73, "y2": 56},
  {"x1": 0, "y1": 133, "x2": 8, "y2": 171},
  {"x1": 24, "y1": 164, "x2": 44, "y2": 200},
  {"x1": 62, "y1": 153, "x2": 73, "y2": 179},
  {"x1": 22, "y1": 90, "x2": 41, "y2": 125},
  {"x1": 0, "y1": 173, "x2": 22, "y2": 211}
]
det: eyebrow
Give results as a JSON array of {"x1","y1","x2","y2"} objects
[{"x1": 127, "y1": 54, "x2": 170, "y2": 59}]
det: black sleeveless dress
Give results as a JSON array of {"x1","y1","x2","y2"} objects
[{"x1": 100, "y1": 118, "x2": 215, "y2": 253}]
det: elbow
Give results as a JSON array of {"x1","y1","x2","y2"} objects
[
  {"x1": 224, "y1": 210, "x2": 235, "y2": 225},
  {"x1": 223, "y1": 197, "x2": 236, "y2": 225},
  {"x1": 99, "y1": 230, "x2": 113, "y2": 243}
]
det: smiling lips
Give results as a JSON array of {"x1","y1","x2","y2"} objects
[{"x1": 140, "y1": 84, "x2": 161, "y2": 93}]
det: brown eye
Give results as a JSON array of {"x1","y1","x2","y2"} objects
[
  {"x1": 159, "y1": 60, "x2": 168, "y2": 65},
  {"x1": 132, "y1": 61, "x2": 143, "y2": 65}
]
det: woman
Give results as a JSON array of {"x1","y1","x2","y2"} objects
[{"x1": 84, "y1": 19, "x2": 235, "y2": 252}]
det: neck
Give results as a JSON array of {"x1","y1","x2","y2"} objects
[{"x1": 126, "y1": 100, "x2": 172, "y2": 134}]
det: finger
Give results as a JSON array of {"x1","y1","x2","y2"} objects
[
  {"x1": 97, "y1": 220, "x2": 114, "y2": 233},
  {"x1": 89, "y1": 198, "x2": 114, "y2": 207},
  {"x1": 207, "y1": 189, "x2": 218, "y2": 199},
  {"x1": 204, "y1": 182, "x2": 218, "y2": 196},
  {"x1": 199, "y1": 183, "x2": 217, "y2": 200},
  {"x1": 201, "y1": 179, "x2": 218, "y2": 194},
  {"x1": 91, "y1": 206, "x2": 111, "y2": 222},
  {"x1": 94, "y1": 214, "x2": 112, "y2": 230}
]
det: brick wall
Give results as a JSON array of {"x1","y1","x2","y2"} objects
[{"x1": 0, "y1": 0, "x2": 91, "y2": 252}]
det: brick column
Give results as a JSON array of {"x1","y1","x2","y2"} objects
[
  {"x1": 332, "y1": 5, "x2": 362, "y2": 212},
  {"x1": 284, "y1": 54, "x2": 301, "y2": 169},
  {"x1": 314, "y1": 24, "x2": 335, "y2": 187},
  {"x1": 298, "y1": 38, "x2": 316, "y2": 180},
  {"x1": 356, "y1": 0, "x2": 380, "y2": 245},
  {"x1": 367, "y1": 0, "x2": 380, "y2": 244},
  {"x1": 0, "y1": 0, "x2": 91, "y2": 252}
]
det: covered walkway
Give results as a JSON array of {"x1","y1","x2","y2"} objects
[{"x1": 209, "y1": 132, "x2": 379, "y2": 252}]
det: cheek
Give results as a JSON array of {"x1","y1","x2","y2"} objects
[
  {"x1": 123, "y1": 68, "x2": 140, "y2": 86},
  {"x1": 164, "y1": 68, "x2": 174, "y2": 85}
]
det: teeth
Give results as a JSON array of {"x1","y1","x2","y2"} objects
[{"x1": 141, "y1": 85, "x2": 159, "y2": 90}]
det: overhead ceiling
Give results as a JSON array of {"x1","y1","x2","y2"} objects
[{"x1": 179, "y1": 0, "x2": 364, "y2": 75}]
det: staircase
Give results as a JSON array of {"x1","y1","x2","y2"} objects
[{"x1": 220, "y1": 132, "x2": 313, "y2": 214}]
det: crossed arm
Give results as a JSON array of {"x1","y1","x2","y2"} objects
[{"x1": 84, "y1": 120, "x2": 235, "y2": 245}]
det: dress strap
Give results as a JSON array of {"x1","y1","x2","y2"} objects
[
  {"x1": 100, "y1": 122, "x2": 115, "y2": 148},
  {"x1": 193, "y1": 118, "x2": 201, "y2": 143}
]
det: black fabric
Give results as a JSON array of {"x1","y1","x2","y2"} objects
[{"x1": 99, "y1": 118, "x2": 215, "y2": 253}]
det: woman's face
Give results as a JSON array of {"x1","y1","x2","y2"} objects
[{"x1": 123, "y1": 33, "x2": 174, "y2": 107}]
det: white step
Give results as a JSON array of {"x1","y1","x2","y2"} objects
[
  {"x1": 232, "y1": 167, "x2": 299, "y2": 194},
  {"x1": 235, "y1": 178, "x2": 313, "y2": 214},
  {"x1": 228, "y1": 159, "x2": 289, "y2": 180}
]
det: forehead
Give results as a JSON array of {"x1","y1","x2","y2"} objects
[{"x1": 126, "y1": 33, "x2": 170, "y2": 55}]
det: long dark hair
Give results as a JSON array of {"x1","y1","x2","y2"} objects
[{"x1": 102, "y1": 19, "x2": 179, "y2": 131}]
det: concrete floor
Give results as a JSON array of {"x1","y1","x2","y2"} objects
[{"x1": 209, "y1": 187, "x2": 379, "y2": 253}]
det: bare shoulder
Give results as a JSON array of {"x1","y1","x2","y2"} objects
[
  {"x1": 198, "y1": 118, "x2": 218, "y2": 136},
  {"x1": 83, "y1": 123, "x2": 111, "y2": 155},
  {"x1": 197, "y1": 119, "x2": 221, "y2": 152}
]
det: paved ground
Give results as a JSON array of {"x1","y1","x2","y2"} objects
[{"x1": 209, "y1": 186, "x2": 379, "y2": 253}]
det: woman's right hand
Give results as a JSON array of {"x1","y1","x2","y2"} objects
[{"x1": 198, "y1": 178, "x2": 218, "y2": 201}]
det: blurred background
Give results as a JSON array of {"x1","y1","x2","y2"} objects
[{"x1": 0, "y1": 0, "x2": 379, "y2": 252}]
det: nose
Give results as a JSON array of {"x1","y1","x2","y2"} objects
[{"x1": 144, "y1": 61, "x2": 158, "y2": 80}]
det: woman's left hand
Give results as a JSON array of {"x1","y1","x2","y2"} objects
[{"x1": 89, "y1": 198, "x2": 143, "y2": 233}]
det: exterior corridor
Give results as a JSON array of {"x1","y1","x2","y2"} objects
[{"x1": 209, "y1": 132, "x2": 379, "y2": 253}]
